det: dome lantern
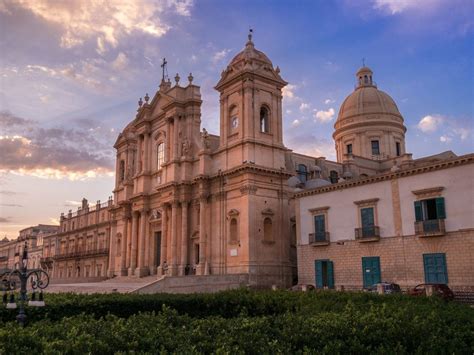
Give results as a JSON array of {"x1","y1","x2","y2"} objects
[{"x1": 356, "y1": 66, "x2": 375, "y2": 88}]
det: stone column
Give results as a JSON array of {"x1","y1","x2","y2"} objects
[
  {"x1": 179, "y1": 201, "x2": 189, "y2": 275},
  {"x1": 170, "y1": 201, "x2": 179, "y2": 276},
  {"x1": 197, "y1": 196, "x2": 208, "y2": 275},
  {"x1": 128, "y1": 212, "x2": 139, "y2": 275},
  {"x1": 107, "y1": 226, "x2": 115, "y2": 277},
  {"x1": 157, "y1": 204, "x2": 168, "y2": 275},
  {"x1": 136, "y1": 210, "x2": 149, "y2": 277},
  {"x1": 120, "y1": 218, "x2": 128, "y2": 275},
  {"x1": 173, "y1": 117, "x2": 179, "y2": 160},
  {"x1": 143, "y1": 132, "x2": 150, "y2": 172}
]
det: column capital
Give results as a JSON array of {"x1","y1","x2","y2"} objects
[
  {"x1": 180, "y1": 200, "x2": 190, "y2": 207},
  {"x1": 170, "y1": 200, "x2": 180, "y2": 208}
]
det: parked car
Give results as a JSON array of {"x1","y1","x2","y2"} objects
[
  {"x1": 289, "y1": 284, "x2": 316, "y2": 292},
  {"x1": 367, "y1": 282, "x2": 401, "y2": 294},
  {"x1": 408, "y1": 283, "x2": 454, "y2": 301}
]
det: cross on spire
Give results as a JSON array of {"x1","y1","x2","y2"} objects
[
  {"x1": 161, "y1": 57, "x2": 168, "y2": 82},
  {"x1": 248, "y1": 28, "x2": 253, "y2": 42},
  {"x1": 362, "y1": 57, "x2": 366, "y2": 67}
]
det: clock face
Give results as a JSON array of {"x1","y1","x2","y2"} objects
[{"x1": 231, "y1": 116, "x2": 238, "y2": 129}]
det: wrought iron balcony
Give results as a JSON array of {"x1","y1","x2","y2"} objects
[
  {"x1": 415, "y1": 219, "x2": 445, "y2": 237},
  {"x1": 355, "y1": 226, "x2": 380, "y2": 242},
  {"x1": 309, "y1": 232, "x2": 330, "y2": 246},
  {"x1": 53, "y1": 247, "x2": 109, "y2": 261}
]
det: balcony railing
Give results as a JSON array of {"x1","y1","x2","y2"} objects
[
  {"x1": 309, "y1": 232, "x2": 330, "y2": 245},
  {"x1": 355, "y1": 226, "x2": 380, "y2": 241},
  {"x1": 415, "y1": 219, "x2": 445, "y2": 237},
  {"x1": 53, "y1": 248, "x2": 109, "y2": 260}
]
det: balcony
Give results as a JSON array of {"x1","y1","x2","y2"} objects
[
  {"x1": 355, "y1": 226, "x2": 380, "y2": 242},
  {"x1": 53, "y1": 247, "x2": 109, "y2": 261},
  {"x1": 309, "y1": 232, "x2": 330, "y2": 246},
  {"x1": 415, "y1": 219, "x2": 445, "y2": 237}
]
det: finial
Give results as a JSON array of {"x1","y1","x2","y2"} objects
[
  {"x1": 138, "y1": 97, "x2": 143, "y2": 107},
  {"x1": 275, "y1": 66, "x2": 280, "y2": 74},
  {"x1": 175, "y1": 73, "x2": 180, "y2": 85},
  {"x1": 362, "y1": 57, "x2": 365, "y2": 67},
  {"x1": 144, "y1": 93, "x2": 149, "y2": 103},
  {"x1": 188, "y1": 72, "x2": 193, "y2": 85},
  {"x1": 160, "y1": 57, "x2": 168, "y2": 82},
  {"x1": 248, "y1": 28, "x2": 253, "y2": 42}
]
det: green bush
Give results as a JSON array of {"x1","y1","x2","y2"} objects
[{"x1": 0, "y1": 290, "x2": 472, "y2": 353}]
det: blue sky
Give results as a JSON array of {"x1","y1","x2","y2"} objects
[{"x1": 0, "y1": 0, "x2": 473, "y2": 238}]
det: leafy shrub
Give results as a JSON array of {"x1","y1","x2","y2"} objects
[{"x1": 0, "y1": 290, "x2": 472, "y2": 353}]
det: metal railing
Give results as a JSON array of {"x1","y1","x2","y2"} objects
[
  {"x1": 415, "y1": 219, "x2": 445, "y2": 236},
  {"x1": 355, "y1": 226, "x2": 380, "y2": 240},
  {"x1": 53, "y1": 247, "x2": 109, "y2": 260},
  {"x1": 309, "y1": 232, "x2": 330, "y2": 244}
]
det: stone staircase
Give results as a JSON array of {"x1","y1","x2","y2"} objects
[{"x1": 132, "y1": 273, "x2": 250, "y2": 294}]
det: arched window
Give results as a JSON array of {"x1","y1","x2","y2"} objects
[
  {"x1": 116, "y1": 237, "x2": 121, "y2": 256},
  {"x1": 263, "y1": 218, "x2": 273, "y2": 242},
  {"x1": 296, "y1": 164, "x2": 308, "y2": 183},
  {"x1": 329, "y1": 170, "x2": 339, "y2": 184},
  {"x1": 260, "y1": 106, "x2": 269, "y2": 133},
  {"x1": 119, "y1": 160, "x2": 125, "y2": 181},
  {"x1": 364, "y1": 75, "x2": 368, "y2": 84},
  {"x1": 229, "y1": 105, "x2": 238, "y2": 131},
  {"x1": 157, "y1": 142, "x2": 165, "y2": 169},
  {"x1": 230, "y1": 218, "x2": 238, "y2": 242}
]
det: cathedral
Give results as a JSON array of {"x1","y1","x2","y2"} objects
[{"x1": 37, "y1": 33, "x2": 472, "y2": 291}]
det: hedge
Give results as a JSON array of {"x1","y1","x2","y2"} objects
[{"x1": 0, "y1": 290, "x2": 472, "y2": 353}]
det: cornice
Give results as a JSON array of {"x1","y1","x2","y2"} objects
[{"x1": 295, "y1": 154, "x2": 474, "y2": 199}]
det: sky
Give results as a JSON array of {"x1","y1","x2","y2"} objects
[{"x1": 0, "y1": 0, "x2": 473, "y2": 238}]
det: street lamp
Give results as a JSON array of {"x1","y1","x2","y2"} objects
[{"x1": 1, "y1": 241, "x2": 49, "y2": 327}]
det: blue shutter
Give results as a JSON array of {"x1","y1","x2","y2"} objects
[
  {"x1": 315, "y1": 260, "x2": 323, "y2": 288},
  {"x1": 414, "y1": 201, "x2": 423, "y2": 222},
  {"x1": 423, "y1": 253, "x2": 448, "y2": 284},
  {"x1": 362, "y1": 257, "x2": 381, "y2": 288},
  {"x1": 327, "y1": 261, "x2": 334, "y2": 289},
  {"x1": 435, "y1": 197, "x2": 446, "y2": 219}
]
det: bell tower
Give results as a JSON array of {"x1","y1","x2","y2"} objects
[{"x1": 215, "y1": 31, "x2": 288, "y2": 170}]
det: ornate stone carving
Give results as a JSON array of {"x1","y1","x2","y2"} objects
[{"x1": 240, "y1": 185, "x2": 258, "y2": 195}]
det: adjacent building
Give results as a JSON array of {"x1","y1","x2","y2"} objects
[{"x1": 295, "y1": 67, "x2": 474, "y2": 291}]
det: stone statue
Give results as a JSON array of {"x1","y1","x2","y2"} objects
[{"x1": 201, "y1": 128, "x2": 210, "y2": 149}]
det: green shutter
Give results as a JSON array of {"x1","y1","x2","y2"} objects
[
  {"x1": 414, "y1": 201, "x2": 423, "y2": 222},
  {"x1": 327, "y1": 261, "x2": 334, "y2": 289},
  {"x1": 435, "y1": 197, "x2": 446, "y2": 219},
  {"x1": 315, "y1": 260, "x2": 323, "y2": 288}
]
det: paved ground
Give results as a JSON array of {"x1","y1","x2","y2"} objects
[{"x1": 47, "y1": 276, "x2": 159, "y2": 294}]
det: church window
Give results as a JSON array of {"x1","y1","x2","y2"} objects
[
  {"x1": 263, "y1": 218, "x2": 273, "y2": 242},
  {"x1": 329, "y1": 170, "x2": 339, "y2": 184},
  {"x1": 364, "y1": 75, "x2": 368, "y2": 84},
  {"x1": 230, "y1": 218, "x2": 238, "y2": 243},
  {"x1": 346, "y1": 144, "x2": 353, "y2": 154},
  {"x1": 296, "y1": 164, "x2": 308, "y2": 183},
  {"x1": 119, "y1": 160, "x2": 125, "y2": 181},
  {"x1": 396, "y1": 142, "x2": 401, "y2": 156},
  {"x1": 371, "y1": 140, "x2": 380, "y2": 155},
  {"x1": 260, "y1": 106, "x2": 270, "y2": 133},
  {"x1": 157, "y1": 142, "x2": 165, "y2": 169},
  {"x1": 229, "y1": 105, "x2": 238, "y2": 133}
]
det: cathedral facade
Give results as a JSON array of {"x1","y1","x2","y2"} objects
[{"x1": 41, "y1": 34, "x2": 472, "y2": 291}]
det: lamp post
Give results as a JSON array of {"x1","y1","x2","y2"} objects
[{"x1": 1, "y1": 241, "x2": 49, "y2": 327}]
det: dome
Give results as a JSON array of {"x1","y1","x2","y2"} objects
[
  {"x1": 287, "y1": 176, "x2": 303, "y2": 188},
  {"x1": 304, "y1": 178, "x2": 331, "y2": 189},
  {"x1": 336, "y1": 85, "x2": 402, "y2": 124},
  {"x1": 228, "y1": 39, "x2": 273, "y2": 67}
]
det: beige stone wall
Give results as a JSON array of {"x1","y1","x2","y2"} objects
[{"x1": 297, "y1": 230, "x2": 474, "y2": 291}]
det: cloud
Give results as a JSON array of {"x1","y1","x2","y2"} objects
[
  {"x1": 372, "y1": 0, "x2": 441, "y2": 14},
  {"x1": 439, "y1": 135, "x2": 452, "y2": 143},
  {"x1": 291, "y1": 119, "x2": 301, "y2": 128},
  {"x1": 417, "y1": 113, "x2": 472, "y2": 144},
  {"x1": 324, "y1": 99, "x2": 334, "y2": 105},
  {"x1": 49, "y1": 217, "x2": 60, "y2": 225},
  {"x1": 0, "y1": 111, "x2": 115, "y2": 180},
  {"x1": 0, "y1": 190, "x2": 19, "y2": 196},
  {"x1": 286, "y1": 134, "x2": 336, "y2": 160},
  {"x1": 212, "y1": 49, "x2": 231, "y2": 64},
  {"x1": 64, "y1": 200, "x2": 82, "y2": 207},
  {"x1": 299, "y1": 103, "x2": 310, "y2": 112},
  {"x1": 111, "y1": 52, "x2": 129, "y2": 71},
  {"x1": 0, "y1": 217, "x2": 11, "y2": 223},
  {"x1": 313, "y1": 108, "x2": 335, "y2": 123},
  {"x1": 3, "y1": 0, "x2": 193, "y2": 53},
  {"x1": 282, "y1": 84, "x2": 297, "y2": 100},
  {"x1": 417, "y1": 114, "x2": 444, "y2": 133}
]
